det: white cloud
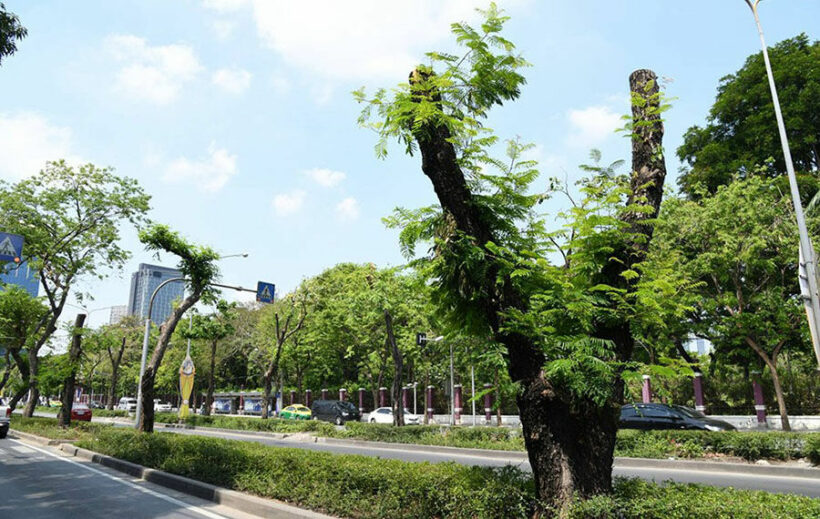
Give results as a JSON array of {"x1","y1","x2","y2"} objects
[
  {"x1": 0, "y1": 112, "x2": 81, "y2": 180},
  {"x1": 211, "y1": 20, "x2": 236, "y2": 40},
  {"x1": 303, "y1": 168, "x2": 346, "y2": 188},
  {"x1": 105, "y1": 34, "x2": 203, "y2": 104},
  {"x1": 273, "y1": 190, "x2": 305, "y2": 215},
  {"x1": 212, "y1": 67, "x2": 252, "y2": 94},
  {"x1": 203, "y1": 0, "x2": 248, "y2": 12},
  {"x1": 566, "y1": 105, "x2": 621, "y2": 148},
  {"x1": 248, "y1": 1, "x2": 528, "y2": 81},
  {"x1": 336, "y1": 197, "x2": 360, "y2": 221},
  {"x1": 269, "y1": 74, "x2": 290, "y2": 95},
  {"x1": 164, "y1": 143, "x2": 238, "y2": 192}
]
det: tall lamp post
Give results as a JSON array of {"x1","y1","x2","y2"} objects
[{"x1": 742, "y1": 0, "x2": 820, "y2": 369}]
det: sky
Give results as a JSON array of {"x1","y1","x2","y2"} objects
[{"x1": 1, "y1": 0, "x2": 819, "y2": 331}]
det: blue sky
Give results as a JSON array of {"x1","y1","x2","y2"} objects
[{"x1": 1, "y1": 0, "x2": 818, "y2": 329}]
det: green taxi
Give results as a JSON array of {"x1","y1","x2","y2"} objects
[{"x1": 280, "y1": 404, "x2": 312, "y2": 420}]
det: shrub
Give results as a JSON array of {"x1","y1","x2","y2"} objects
[
  {"x1": 11, "y1": 416, "x2": 110, "y2": 441},
  {"x1": 806, "y1": 434, "x2": 820, "y2": 465},
  {"x1": 570, "y1": 477, "x2": 820, "y2": 518},
  {"x1": 92, "y1": 409, "x2": 129, "y2": 418}
]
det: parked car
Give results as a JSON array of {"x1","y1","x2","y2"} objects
[
  {"x1": 0, "y1": 398, "x2": 10, "y2": 439},
  {"x1": 310, "y1": 399, "x2": 360, "y2": 425},
  {"x1": 619, "y1": 403, "x2": 735, "y2": 431},
  {"x1": 153, "y1": 400, "x2": 173, "y2": 412},
  {"x1": 281, "y1": 404, "x2": 312, "y2": 420},
  {"x1": 117, "y1": 397, "x2": 138, "y2": 412},
  {"x1": 89, "y1": 401, "x2": 105, "y2": 409},
  {"x1": 369, "y1": 407, "x2": 421, "y2": 425},
  {"x1": 71, "y1": 402, "x2": 92, "y2": 422}
]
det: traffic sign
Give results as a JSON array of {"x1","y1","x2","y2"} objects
[
  {"x1": 0, "y1": 232, "x2": 24, "y2": 263},
  {"x1": 256, "y1": 281, "x2": 275, "y2": 303},
  {"x1": 416, "y1": 333, "x2": 427, "y2": 346}
]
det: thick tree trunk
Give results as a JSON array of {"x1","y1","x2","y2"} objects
[
  {"x1": 58, "y1": 314, "x2": 86, "y2": 427},
  {"x1": 261, "y1": 373, "x2": 273, "y2": 419},
  {"x1": 385, "y1": 310, "x2": 405, "y2": 426},
  {"x1": 494, "y1": 368, "x2": 502, "y2": 427},
  {"x1": 204, "y1": 339, "x2": 217, "y2": 417},
  {"x1": 406, "y1": 67, "x2": 666, "y2": 509},
  {"x1": 23, "y1": 349, "x2": 39, "y2": 417},
  {"x1": 0, "y1": 352, "x2": 14, "y2": 394},
  {"x1": 769, "y1": 362, "x2": 791, "y2": 431},
  {"x1": 138, "y1": 290, "x2": 202, "y2": 433},
  {"x1": 107, "y1": 337, "x2": 126, "y2": 410}
]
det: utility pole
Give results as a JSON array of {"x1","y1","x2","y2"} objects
[{"x1": 743, "y1": 0, "x2": 820, "y2": 369}]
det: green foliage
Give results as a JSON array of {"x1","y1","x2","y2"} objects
[
  {"x1": 138, "y1": 224, "x2": 220, "y2": 297},
  {"x1": 807, "y1": 434, "x2": 820, "y2": 465},
  {"x1": 0, "y1": 2, "x2": 27, "y2": 64},
  {"x1": 11, "y1": 416, "x2": 109, "y2": 441},
  {"x1": 677, "y1": 34, "x2": 820, "y2": 197},
  {"x1": 154, "y1": 412, "x2": 337, "y2": 436},
  {"x1": 570, "y1": 477, "x2": 820, "y2": 519}
]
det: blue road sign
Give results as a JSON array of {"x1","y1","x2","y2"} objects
[
  {"x1": 256, "y1": 281, "x2": 275, "y2": 303},
  {"x1": 0, "y1": 232, "x2": 24, "y2": 263}
]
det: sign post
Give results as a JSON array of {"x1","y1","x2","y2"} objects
[
  {"x1": 256, "y1": 281, "x2": 275, "y2": 304},
  {"x1": 0, "y1": 232, "x2": 24, "y2": 263}
]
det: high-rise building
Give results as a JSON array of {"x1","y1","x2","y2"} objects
[
  {"x1": 127, "y1": 263, "x2": 185, "y2": 323},
  {"x1": 0, "y1": 260, "x2": 40, "y2": 297},
  {"x1": 109, "y1": 305, "x2": 128, "y2": 325}
]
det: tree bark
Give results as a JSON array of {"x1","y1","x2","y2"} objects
[
  {"x1": 494, "y1": 368, "x2": 502, "y2": 427},
  {"x1": 58, "y1": 313, "x2": 86, "y2": 427},
  {"x1": 385, "y1": 310, "x2": 405, "y2": 426},
  {"x1": 0, "y1": 350, "x2": 14, "y2": 394},
  {"x1": 204, "y1": 339, "x2": 217, "y2": 416},
  {"x1": 23, "y1": 348, "x2": 39, "y2": 417},
  {"x1": 139, "y1": 289, "x2": 202, "y2": 433},
  {"x1": 106, "y1": 337, "x2": 126, "y2": 411},
  {"x1": 407, "y1": 67, "x2": 667, "y2": 509},
  {"x1": 769, "y1": 363, "x2": 791, "y2": 431}
]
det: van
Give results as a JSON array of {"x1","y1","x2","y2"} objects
[
  {"x1": 117, "y1": 397, "x2": 138, "y2": 412},
  {"x1": 310, "y1": 399, "x2": 360, "y2": 425}
]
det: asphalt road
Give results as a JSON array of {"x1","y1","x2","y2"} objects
[
  {"x1": 158, "y1": 425, "x2": 820, "y2": 498},
  {"x1": 0, "y1": 437, "x2": 255, "y2": 519}
]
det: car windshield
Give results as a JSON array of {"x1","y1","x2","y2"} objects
[
  {"x1": 673, "y1": 405, "x2": 705, "y2": 419},
  {"x1": 338, "y1": 401, "x2": 357, "y2": 412}
]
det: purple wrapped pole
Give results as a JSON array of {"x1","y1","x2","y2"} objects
[
  {"x1": 641, "y1": 375, "x2": 652, "y2": 403},
  {"x1": 454, "y1": 384, "x2": 462, "y2": 425},
  {"x1": 305, "y1": 389, "x2": 312, "y2": 408},
  {"x1": 321, "y1": 388, "x2": 328, "y2": 400},
  {"x1": 379, "y1": 387, "x2": 388, "y2": 408},
  {"x1": 693, "y1": 373, "x2": 705, "y2": 412},
  {"x1": 426, "y1": 385, "x2": 434, "y2": 421},
  {"x1": 358, "y1": 388, "x2": 365, "y2": 414},
  {"x1": 483, "y1": 383, "x2": 492, "y2": 422},
  {"x1": 751, "y1": 372, "x2": 767, "y2": 427}
]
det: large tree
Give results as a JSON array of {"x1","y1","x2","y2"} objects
[
  {"x1": 0, "y1": 2, "x2": 27, "y2": 65},
  {"x1": 137, "y1": 224, "x2": 220, "y2": 432},
  {"x1": 0, "y1": 286, "x2": 47, "y2": 408},
  {"x1": 356, "y1": 5, "x2": 671, "y2": 510},
  {"x1": 677, "y1": 34, "x2": 820, "y2": 197},
  {"x1": 0, "y1": 161, "x2": 150, "y2": 416},
  {"x1": 654, "y1": 177, "x2": 813, "y2": 430}
]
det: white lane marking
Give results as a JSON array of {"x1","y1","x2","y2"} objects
[
  {"x1": 10, "y1": 445, "x2": 35, "y2": 454},
  {"x1": 9, "y1": 439, "x2": 227, "y2": 519}
]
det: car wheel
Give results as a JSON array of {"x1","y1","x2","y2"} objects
[
  {"x1": 335, "y1": 416, "x2": 343, "y2": 426},
  {"x1": 370, "y1": 418, "x2": 376, "y2": 423},
  {"x1": 0, "y1": 429, "x2": 7, "y2": 439}
]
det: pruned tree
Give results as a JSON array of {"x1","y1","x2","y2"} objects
[
  {"x1": 0, "y1": 161, "x2": 149, "y2": 417},
  {"x1": 384, "y1": 309, "x2": 404, "y2": 426},
  {"x1": 137, "y1": 224, "x2": 220, "y2": 432},
  {"x1": 257, "y1": 291, "x2": 307, "y2": 419},
  {"x1": 0, "y1": 286, "x2": 46, "y2": 409},
  {"x1": 355, "y1": 5, "x2": 672, "y2": 510},
  {"x1": 57, "y1": 313, "x2": 86, "y2": 427}
]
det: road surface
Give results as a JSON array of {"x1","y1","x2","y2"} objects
[{"x1": 0, "y1": 437, "x2": 255, "y2": 519}]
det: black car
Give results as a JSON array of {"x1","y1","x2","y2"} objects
[
  {"x1": 619, "y1": 403, "x2": 735, "y2": 431},
  {"x1": 310, "y1": 399, "x2": 360, "y2": 425}
]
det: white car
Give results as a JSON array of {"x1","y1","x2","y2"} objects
[
  {"x1": 369, "y1": 407, "x2": 421, "y2": 425},
  {"x1": 117, "y1": 397, "x2": 138, "y2": 412},
  {"x1": 153, "y1": 400, "x2": 172, "y2": 412}
]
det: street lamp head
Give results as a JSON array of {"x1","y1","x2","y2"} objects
[{"x1": 219, "y1": 252, "x2": 249, "y2": 259}]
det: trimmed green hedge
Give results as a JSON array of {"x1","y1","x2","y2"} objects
[
  {"x1": 11, "y1": 416, "x2": 109, "y2": 441},
  {"x1": 75, "y1": 428, "x2": 820, "y2": 519},
  {"x1": 78, "y1": 429, "x2": 535, "y2": 518},
  {"x1": 154, "y1": 413, "x2": 337, "y2": 435},
  {"x1": 615, "y1": 430, "x2": 817, "y2": 461},
  {"x1": 92, "y1": 409, "x2": 129, "y2": 418},
  {"x1": 571, "y1": 477, "x2": 820, "y2": 519},
  {"x1": 807, "y1": 434, "x2": 820, "y2": 465}
]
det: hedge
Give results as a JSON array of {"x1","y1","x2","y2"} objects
[
  {"x1": 10, "y1": 416, "x2": 108, "y2": 441},
  {"x1": 153, "y1": 413, "x2": 338, "y2": 435},
  {"x1": 74, "y1": 428, "x2": 820, "y2": 519}
]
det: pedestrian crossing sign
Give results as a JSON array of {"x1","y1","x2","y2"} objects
[{"x1": 256, "y1": 281, "x2": 275, "y2": 303}]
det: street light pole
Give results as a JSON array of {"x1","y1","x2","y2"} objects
[{"x1": 743, "y1": 0, "x2": 820, "y2": 369}]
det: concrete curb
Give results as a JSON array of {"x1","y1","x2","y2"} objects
[
  {"x1": 9, "y1": 429, "x2": 78, "y2": 447},
  {"x1": 52, "y1": 442, "x2": 337, "y2": 518}
]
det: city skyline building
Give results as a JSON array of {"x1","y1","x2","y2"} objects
[
  {"x1": 0, "y1": 260, "x2": 40, "y2": 297},
  {"x1": 109, "y1": 305, "x2": 127, "y2": 325},
  {"x1": 127, "y1": 263, "x2": 185, "y2": 323}
]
